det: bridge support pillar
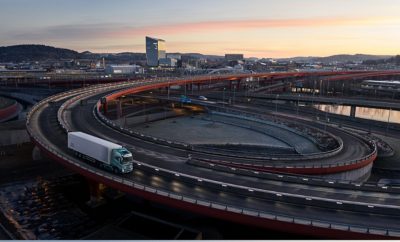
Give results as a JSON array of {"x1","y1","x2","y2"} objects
[
  {"x1": 32, "y1": 145, "x2": 42, "y2": 161},
  {"x1": 236, "y1": 79, "x2": 241, "y2": 90},
  {"x1": 86, "y1": 180, "x2": 106, "y2": 208},
  {"x1": 350, "y1": 105, "x2": 356, "y2": 118},
  {"x1": 104, "y1": 103, "x2": 108, "y2": 115},
  {"x1": 102, "y1": 100, "x2": 108, "y2": 115},
  {"x1": 116, "y1": 100, "x2": 122, "y2": 119},
  {"x1": 197, "y1": 84, "x2": 201, "y2": 91}
]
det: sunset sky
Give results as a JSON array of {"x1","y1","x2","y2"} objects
[{"x1": 1, "y1": 0, "x2": 400, "y2": 58}]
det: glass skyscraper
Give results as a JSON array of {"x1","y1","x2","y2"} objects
[{"x1": 146, "y1": 36, "x2": 166, "y2": 67}]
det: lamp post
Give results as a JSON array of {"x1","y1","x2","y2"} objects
[
  {"x1": 233, "y1": 86, "x2": 236, "y2": 105},
  {"x1": 319, "y1": 79, "x2": 323, "y2": 96},
  {"x1": 324, "y1": 108, "x2": 329, "y2": 131},
  {"x1": 223, "y1": 87, "x2": 226, "y2": 108},
  {"x1": 167, "y1": 80, "x2": 170, "y2": 100},
  {"x1": 184, "y1": 80, "x2": 187, "y2": 96},
  {"x1": 341, "y1": 82, "x2": 345, "y2": 97},
  {"x1": 297, "y1": 93, "x2": 300, "y2": 116},
  {"x1": 143, "y1": 102, "x2": 148, "y2": 123},
  {"x1": 327, "y1": 80, "x2": 330, "y2": 97}
]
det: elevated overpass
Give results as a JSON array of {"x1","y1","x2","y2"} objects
[
  {"x1": 26, "y1": 71, "x2": 400, "y2": 239},
  {"x1": 248, "y1": 93, "x2": 400, "y2": 110}
]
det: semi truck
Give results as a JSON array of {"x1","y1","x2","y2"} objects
[{"x1": 68, "y1": 132, "x2": 134, "y2": 174}]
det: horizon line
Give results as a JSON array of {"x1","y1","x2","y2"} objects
[{"x1": 1, "y1": 44, "x2": 397, "y2": 60}]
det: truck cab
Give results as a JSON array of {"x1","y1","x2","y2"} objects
[
  {"x1": 111, "y1": 148, "x2": 134, "y2": 173},
  {"x1": 180, "y1": 95, "x2": 192, "y2": 103}
]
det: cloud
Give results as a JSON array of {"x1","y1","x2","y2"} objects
[
  {"x1": 7, "y1": 16, "x2": 395, "y2": 43},
  {"x1": 9, "y1": 23, "x2": 119, "y2": 41},
  {"x1": 3, "y1": 16, "x2": 399, "y2": 56},
  {"x1": 113, "y1": 16, "x2": 394, "y2": 37}
]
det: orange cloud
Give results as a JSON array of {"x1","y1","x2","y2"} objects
[{"x1": 110, "y1": 16, "x2": 393, "y2": 38}]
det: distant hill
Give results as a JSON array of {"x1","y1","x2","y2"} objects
[
  {"x1": 80, "y1": 51, "x2": 146, "y2": 63},
  {"x1": 363, "y1": 55, "x2": 400, "y2": 65},
  {"x1": 279, "y1": 54, "x2": 393, "y2": 63},
  {"x1": 0, "y1": 44, "x2": 396, "y2": 65},
  {"x1": 0, "y1": 44, "x2": 80, "y2": 62},
  {"x1": 0, "y1": 45, "x2": 148, "y2": 63}
]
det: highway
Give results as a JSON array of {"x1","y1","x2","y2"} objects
[
  {"x1": 26, "y1": 71, "x2": 400, "y2": 239},
  {"x1": 248, "y1": 93, "x2": 400, "y2": 110}
]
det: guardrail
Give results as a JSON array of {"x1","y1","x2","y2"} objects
[
  {"x1": 26, "y1": 75, "x2": 400, "y2": 238},
  {"x1": 204, "y1": 105, "x2": 378, "y2": 168},
  {"x1": 208, "y1": 109, "x2": 345, "y2": 161},
  {"x1": 191, "y1": 143, "x2": 376, "y2": 173}
]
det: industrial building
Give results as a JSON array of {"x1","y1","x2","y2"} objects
[
  {"x1": 105, "y1": 64, "x2": 143, "y2": 75},
  {"x1": 146, "y1": 36, "x2": 166, "y2": 67},
  {"x1": 166, "y1": 53, "x2": 182, "y2": 60},
  {"x1": 225, "y1": 54, "x2": 244, "y2": 62}
]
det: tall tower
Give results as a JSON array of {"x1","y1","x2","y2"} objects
[{"x1": 146, "y1": 36, "x2": 166, "y2": 67}]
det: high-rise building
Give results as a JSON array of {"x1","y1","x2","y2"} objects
[{"x1": 146, "y1": 36, "x2": 166, "y2": 66}]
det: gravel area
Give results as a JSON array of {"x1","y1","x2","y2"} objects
[{"x1": 132, "y1": 114, "x2": 291, "y2": 148}]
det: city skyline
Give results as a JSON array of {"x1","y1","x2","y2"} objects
[{"x1": 1, "y1": 0, "x2": 400, "y2": 58}]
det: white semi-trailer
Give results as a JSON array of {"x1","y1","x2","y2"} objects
[{"x1": 68, "y1": 132, "x2": 134, "y2": 174}]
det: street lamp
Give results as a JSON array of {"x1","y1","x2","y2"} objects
[
  {"x1": 327, "y1": 80, "x2": 330, "y2": 97},
  {"x1": 233, "y1": 86, "x2": 236, "y2": 105},
  {"x1": 341, "y1": 82, "x2": 345, "y2": 97},
  {"x1": 297, "y1": 93, "x2": 300, "y2": 116},
  {"x1": 319, "y1": 79, "x2": 323, "y2": 96},
  {"x1": 167, "y1": 80, "x2": 170, "y2": 100},
  {"x1": 324, "y1": 106, "x2": 329, "y2": 131},
  {"x1": 223, "y1": 87, "x2": 226, "y2": 108},
  {"x1": 143, "y1": 102, "x2": 148, "y2": 123}
]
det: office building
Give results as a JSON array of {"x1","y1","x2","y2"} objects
[{"x1": 146, "y1": 36, "x2": 166, "y2": 66}]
